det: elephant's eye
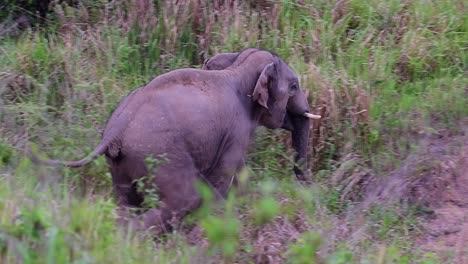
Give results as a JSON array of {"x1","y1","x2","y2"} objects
[{"x1": 289, "y1": 83, "x2": 298, "y2": 95}]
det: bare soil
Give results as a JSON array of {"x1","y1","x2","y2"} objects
[
  {"x1": 415, "y1": 127, "x2": 468, "y2": 263},
  {"x1": 362, "y1": 119, "x2": 468, "y2": 263}
]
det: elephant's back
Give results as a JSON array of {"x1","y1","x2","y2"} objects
[
  {"x1": 103, "y1": 68, "x2": 240, "y2": 171},
  {"x1": 118, "y1": 87, "x2": 230, "y2": 161}
]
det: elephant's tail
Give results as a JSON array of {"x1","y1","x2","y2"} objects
[{"x1": 26, "y1": 140, "x2": 111, "y2": 168}]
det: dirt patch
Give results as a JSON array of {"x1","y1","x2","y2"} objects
[
  {"x1": 361, "y1": 119, "x2": 468, "y2": 262},
  {"x1": 416, "y1": 136, "x2": 468, "y2": 263}
]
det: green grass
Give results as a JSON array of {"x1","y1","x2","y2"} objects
[{"x1": 1, "y1": 0, "x2": 466, "y2": 262}]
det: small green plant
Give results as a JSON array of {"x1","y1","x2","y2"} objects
[
  {"x1": 373, "y1": 245, "x2": 411, "y2": 264},
  {"x1": 287, "y1": 231, "x2": 323, "y2": 264},
  {"x1": 367, "y1": 204, "x2": 419, "y2": 240},
  {"x1": 200, "y1": 192, "x2": 240, "y2": 259},
  {"x1": 321, "y1": 187, "x2": 348, "y2": 214},
  {"x1": 327, "y1": 250, "x2": 355, "y2": 264},
  {"x1": 0, "y1": 142, "x2": 13, "y2": 166},
  {"x1": 252, "y1": 180, "x2": 280, "y2": 226},
  {"x1": 133, "y1": 154, "x2": 168, "y2": 210},
  {"x1": 420, "y1": 252, "x2": 441, "y2": 264},
  {"x1": 253, "y1": 196, "x2": 280, "y2": 226}
]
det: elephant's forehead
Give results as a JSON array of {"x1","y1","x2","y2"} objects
[{"x1": 278, "y1": 60, "x2": 297, "y2": 79}]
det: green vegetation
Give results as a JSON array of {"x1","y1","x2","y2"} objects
[{"x1": 1, "y1": 0, "x2": 466, "y2": 263}]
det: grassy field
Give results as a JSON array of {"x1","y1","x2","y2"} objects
[{"x1": 0, "y1": 0, "x2": 467, "y2": 263}]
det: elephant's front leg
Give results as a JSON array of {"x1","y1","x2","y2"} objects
[{"x1": 206, "y1": 145, "x2": 247, "y2": 199}]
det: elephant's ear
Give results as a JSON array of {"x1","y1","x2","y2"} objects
[
  {"x1": 202, "y1": 52, "x2": 238, "y2": 70},
  {"x1": 252, "y1": 62, "x2": 276, "y2": 109}
]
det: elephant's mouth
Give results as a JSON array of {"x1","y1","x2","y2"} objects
[
  {"x1": 281, "y1": 112, "x2": 295, "y2": 131},
  {"x1": 281, "y1": 111, "x2": 320, "y2": 131}
]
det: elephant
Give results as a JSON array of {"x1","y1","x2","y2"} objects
[{"x1": 31, "y1": 48, "x2": 320, "y2": 233}]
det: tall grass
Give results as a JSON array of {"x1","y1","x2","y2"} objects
[{"x1": 1, "y1": 0, "x2": 466, "y2": 262}]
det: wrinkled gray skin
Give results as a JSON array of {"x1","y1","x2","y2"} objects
[{"x1": 35, "y1": 48, "x2": 311, "y2": 233}]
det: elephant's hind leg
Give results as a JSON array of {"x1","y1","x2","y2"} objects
[
  {"x1": 129, "y1": 165, "x2": 201, "y2": 235},
  {"x1": 107, "y1": 155, "x2": 147, "y2": 227}
]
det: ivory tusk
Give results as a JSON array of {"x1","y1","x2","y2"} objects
[{"x1": 303, "y1": 112, "x2": 321, "y2": 119}]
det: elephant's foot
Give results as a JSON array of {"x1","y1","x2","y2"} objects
[
  {"x1": 126, "y1": 209, "x2": 178, "y2": 237},
  {"x1": 115, "y1": 205, "x2": 139, "y2": 225}
]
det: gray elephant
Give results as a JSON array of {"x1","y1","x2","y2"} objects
[{"x1": 32, "y1": 48, "x2": 320, "y2": 233}]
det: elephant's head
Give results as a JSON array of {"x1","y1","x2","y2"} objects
[{"x1": 203, "y1": 49, "x2": 320, "y2": 180}]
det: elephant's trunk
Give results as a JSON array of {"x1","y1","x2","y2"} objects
[
  {"x1": 290, "y1": 114, "x2": 310, "y2": 181},
  {"x1": 283, "y1": 90, "x2": 315, "y2": 181}
]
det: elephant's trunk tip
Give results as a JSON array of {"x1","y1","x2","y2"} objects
[{"x1": 303, "y1": 112, "x2": 321, "y2": 119}]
